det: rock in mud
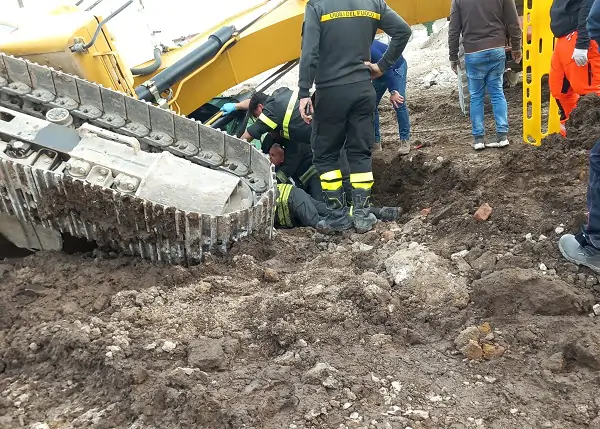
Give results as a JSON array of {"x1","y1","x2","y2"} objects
[
  {"x1": 563, "y1": 332, "x2": 600, "y2": 370},
  {"x1": 302, "y1": 362, "x2": 339, "y2": 385},
  {"x1": 470, "y1": 251, "x2": 497, "y2": 273},
  {"x1": 461, "y1": 340, "x2": 484, "y2": 360},
  {"x1": 385, "y1": 243, "x2": 469, "y2": 309},
  {"x1": 187, "y1": 337, "x2": 226, "y2": 371},
  {"x1": 455, "y1": 326, "x2": 481, "y2": 348},
  {"x1": 472, "y1": 268, "x2": 594, "y2": 316},
  {"x1": 474, "y1": 203, "x2": 493, "y2": 222},
  {"x1": 263, "y1": 268, "x2": 280, "y2": 283},
  {"x1": 541, "y1": 352, "x2": 565, "y2": 373}
]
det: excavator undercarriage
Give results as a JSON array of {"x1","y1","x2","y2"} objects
[
  {"x1": 0, "y1": 53, "x2": 276, "y2": 265},
  {"x1": 0, "y1": 0, "x2": 453, "y2": 264}
]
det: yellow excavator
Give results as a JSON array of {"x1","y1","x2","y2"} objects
[
  {"x1": 0, "y1": 0, "x2": 452, "y2": 264},
  {"x1": 0, "y1": 0, "x2": 452, "y2": 117}
]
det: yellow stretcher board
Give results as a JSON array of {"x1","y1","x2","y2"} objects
[{"x1": 523, "y1": 0, "x2": 561, "y2": 145}]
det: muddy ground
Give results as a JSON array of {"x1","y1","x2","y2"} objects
[{"x1": 2, "y1": 83, "x2": 600, "y2": 429}]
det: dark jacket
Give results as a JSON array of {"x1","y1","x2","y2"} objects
[
  {"x1": 448, "y1": 0, "x2": 521, "y2": 62},
  {"x1": 298, "y1": 0, "x2": 411, "y2": 98},
  {"x1": 550, "y1": 0, "x2": 595, "y2": 49},
  {"x1": 370, "y1": 39, "x2": 406, "y2": 93},
  {"x1": 275, "y1": 143, "x2": 316, "y2": 186},
  {"x1": 246, "y1": 87, "x2": 311, "y2": 144},
  {"x1": 587, "y1": 0, "x2": 600, "y2": 47}
]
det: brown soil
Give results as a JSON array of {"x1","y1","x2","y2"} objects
[{"x1": 3, "y1": 82, "x2": 600, "y2": 429}]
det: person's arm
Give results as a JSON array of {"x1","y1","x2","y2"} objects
[
  {"x1": 448, "y1": 0, "x2": 461, "y2": 63},
  {"x1": 503, "y1": 0, "x2": 522, "y2": 53},
  {"x1": 220, "y1": 98, "x2": 251, "y2": 115},
  {"x1": 372, "y1": 42, "x2": 398, "y2": 92},
  {"x1": 587, "y1": 0, "x2": 600, "y2": 47},
  {"x1": 576, "y1": 0, "x2": 596, "y2": 49},
  {"x1": 376, "y1": 1, "x2": 412, "y2": 73},
  {"x1": 244, "y1": 100, "x2": 280, "y2": 142},
  {"x1": 298, "y1": 2, "x2": 320, "y2": 99}
]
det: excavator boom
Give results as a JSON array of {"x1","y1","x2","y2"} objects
[{"x1": 0, "y1": 0, "x2": 452, "y2": 116}]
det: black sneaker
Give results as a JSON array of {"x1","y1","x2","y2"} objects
[{"x1": 558, "y1": 232, "x2": 600, "y2": 273}]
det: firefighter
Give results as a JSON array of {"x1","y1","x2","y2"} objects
[
  {"x1": 548, "y1": 0, "x2": 599, "y2": 136},
  {"x1": 230, "y1": 88, "x2": 311, "y2": 147},
  {"x1": 269, "y1": 143, "x2": 321, "y2": 200},
  {"x1": 274, "y1": 183, "x2": 402, "y2": 230},
  {"x1": 270, "y1": 144, "x2": 400, "y2": 226},
  {"x1": 297, "y1": 0, "x2": 412, "y2": 234}
]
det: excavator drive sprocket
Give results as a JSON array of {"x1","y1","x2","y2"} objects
[{"x1": 0, "y1": 53, "x2": 276, "y2": 265}]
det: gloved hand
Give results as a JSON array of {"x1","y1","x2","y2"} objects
[
  {"x1": 220, "y1": 102, "x2": 237, "y2": 116},
  {"x1": 572, "y1": 48, "x2": 588, "y2": 67}
]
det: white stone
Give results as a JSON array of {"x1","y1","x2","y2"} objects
[
  {"x1": 161, "y1": 341, "x2": 177, "y2": 352},
  {"x1": 593, "y1": 304, "x2": 600, "y2": 316},
  {"x1": 450, "y1": 250, "x2": 469, "y2": 261},
  {"x1": 555, "y1": 226, "x2": 565, "y2": 234},
  {"x1": 539, "y1": 263, "x2": 547, "y2": 271}
]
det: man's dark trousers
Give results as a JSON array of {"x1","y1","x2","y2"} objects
[{"x1": 311, "y1": 81, "x2": 377, "y2": 191}]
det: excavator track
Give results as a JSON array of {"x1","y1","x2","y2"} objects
[{"x1": 0, "y1": 53, "x2": 276, "y2": 265}]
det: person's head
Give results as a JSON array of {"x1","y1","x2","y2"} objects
[
  {"x1": 269, "y1": 143, "x2": 285, "y2": 167},
  {"x1": 249, "y1": 91, "x2": 268, "y2": 118}
]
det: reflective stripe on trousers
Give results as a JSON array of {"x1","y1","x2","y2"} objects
[{"x1": 276, "y1": 183, "x2": 294, "y2": 227}]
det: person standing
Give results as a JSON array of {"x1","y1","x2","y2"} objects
[
  {"x1": 448, "y1": 0, "x2": 522, "y2": 150},
  {"x1": 370, "y1": 38, "x2": 410, "y2": 154},
  {"x1": 298, "y1": 0, "x2": 412, "y2": 233},
  {"x1": 558, "y1": 0, "x2": 600, "y2": 271},
  {"x1": 548, "y1": 0, "x2": 599, "y2": 137}
]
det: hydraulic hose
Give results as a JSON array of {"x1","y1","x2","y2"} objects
[
  {"x1": 70, "y1": 0, "x2": 133, "y2": 52},
  {"x1": 130, "y1": 47, "x2": 163, "y2": 76},
  {"x1": 135, "y1": 26, "x2": 236, "y2": 102}
]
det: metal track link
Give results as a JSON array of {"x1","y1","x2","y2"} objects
[{"x1": 0, "y1": 53, "x2": 276, "y2": 265}]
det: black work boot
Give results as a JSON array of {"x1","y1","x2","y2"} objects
[
  {"x1": 371, "y1": 207, "x2": 402, "y2": 222},
  {"x1": 316, "y1": 188, "x2": 354, "y2": 233},
  {"x1": 351, "y1": 188, "x2": 377, "y2": 233}
]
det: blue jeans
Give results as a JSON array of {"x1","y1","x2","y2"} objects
[
  {"x1": 585, "y1": 139, "x2": 600, "y2": 247},
  {"x1": 464, "y1": 47, "x2": 508, "y2": 137},
  {"x1": 373, "y1": 61, "x2": 410, "y2": 142}
]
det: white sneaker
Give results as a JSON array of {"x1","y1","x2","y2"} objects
[
  {"x1": 495, "y1": 133, "x2": 509, "y2": 148},
  {"x1": 473, "y1": 137, "x2": 485, "y2": 151}
]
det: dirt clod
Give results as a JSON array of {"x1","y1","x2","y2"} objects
[{"x1": 187, "y1": 338, "x2": 226, "y2": 371}]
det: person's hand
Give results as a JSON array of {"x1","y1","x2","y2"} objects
[
  {"x1": 390, "y1": 91, "x2": 404, "y2": 108},
  {"x1": 220, "y1": 102, "x2": 237, "y2": 116},
  {"x1": 299, "y1": 97, "x2": 313, "y2": 124},
  {"x1": 450, "y1": 60, "x2": 459, "y2": 74},
  {"x1": 512, "y1": 50, "x2": 522, "y2": 64},
  {"x1": 572, "y1": 48, "x2": 588, "y2": 66},
  {"x1": 364, "y1": 61, "x2": 383, "y2": 79}
]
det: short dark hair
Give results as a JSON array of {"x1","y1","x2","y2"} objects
[{"x1": 249, "y1": 91, "x2": 268, "y2": 113}]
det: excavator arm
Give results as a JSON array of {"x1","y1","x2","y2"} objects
[{"x1": 0, "y1": 0, "x2": 452, "y2": 117}]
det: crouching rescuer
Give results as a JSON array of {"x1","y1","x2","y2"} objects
[{"x1": 297, "y1": 0, "x2": 411, "y2": 234}]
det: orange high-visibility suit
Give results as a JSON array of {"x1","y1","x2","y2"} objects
[{"x1": 549, "y1": 0, "x2": 600, "y2": 135}]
